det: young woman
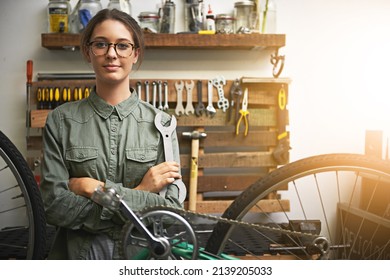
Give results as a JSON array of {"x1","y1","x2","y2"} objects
[{"x1": 40, "y1": 9, "x2": 183, "y2": 260}]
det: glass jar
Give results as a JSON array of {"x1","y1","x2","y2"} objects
[
  {"x1": 234, "y1": 1, "x2": 255, "y2": 33},
  {"x1": 107, "y1": 0, "x2": 131, "y2": 15},
  {"x1": 215, "y1": 14, "x2": 235, "y2": 34},
  {"x1": 160, "y1": 0, "x2": 175, "y2": 33},
  {"x1": 138, "y1": 12, "x2": 160, "y2": 33},
  {"x1": 78, "y1": 0, "x2": 102, "y2": 30},
  {"x1": 184, "y1": 0, "x2": 204, "y2": 32},
  {"x1": 47, "y1": 0, "x2": 71, "y2": 33}
]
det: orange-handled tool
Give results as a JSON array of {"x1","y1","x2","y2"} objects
[{"x1": 27, "y1": 60, "x2": 33, "y2": 84}]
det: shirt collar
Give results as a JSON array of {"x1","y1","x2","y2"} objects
[{"x1": 88, "y1": 87, "x2": 139, "y2": 120}]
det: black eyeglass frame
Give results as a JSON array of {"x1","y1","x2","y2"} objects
[{"x1": 88, "y1": 41, "x2": 136, "y2": 58}]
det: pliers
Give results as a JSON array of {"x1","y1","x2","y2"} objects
[{"x1": 235, "y1": 88, "x2": 249, "y2": 136}]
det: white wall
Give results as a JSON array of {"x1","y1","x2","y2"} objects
[{"x1": 1, "y1": 0, "x2": 390, "y2": 162}]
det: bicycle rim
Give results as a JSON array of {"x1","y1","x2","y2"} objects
[
  {"x1": 205, "y1": 153, "x2": 390, "y2": 260},
  {"x1": 0, "y1": 131, "x2": 46, "y2": 259}
]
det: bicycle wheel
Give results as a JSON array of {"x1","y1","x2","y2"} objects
[
  {"x1": 206, "y1": 153, "x2": 390, "y2": 259},
  {"x1": 0, "y1": 131, "x2": 46, "y2": 259}
]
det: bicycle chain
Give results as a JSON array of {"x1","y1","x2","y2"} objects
[{"x1": 140, "y1": 205, "x2": 319, "y2": 240}]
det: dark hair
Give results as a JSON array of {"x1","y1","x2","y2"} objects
[{"x1": 80, "y1": 9, "x2": 145, "y2": 67}]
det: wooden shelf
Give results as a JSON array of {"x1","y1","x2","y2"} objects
[{"x1": 41, "y1": 33, "x2": 285, "y2": 50}]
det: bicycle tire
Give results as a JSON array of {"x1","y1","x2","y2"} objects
[
  {"x1": 205, "y1": 153, "x2": 390, "y2": 259},
  {"x1": 0, "y1": 131, "x2": 46, "y2": 259}
]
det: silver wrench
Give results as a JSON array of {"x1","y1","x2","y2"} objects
[
  {"x1": 136, "y1": 81, "x2": 142, "y2": 100},
  {"x1": 144, "y1": 81, "x2": 150, "y2": 103},
  {"x1": 184, "y1": 80, "x2": 195, "y2": 115},
  {"x1": 154, "y1": 112, "x2": 187, "y2": 203},
  {"x1": 152, "y1": 81, "x2": 157, "y2": 108},
  {"x1": 163, "y1": 81, "x2": 169, "y2": 111},
  {"x1": 212, "y1": 76, "x2": 229, "y2": 112},
  {"x1": 206, "y1": 80, "x2": 216, "y2": 117},
  {"x1": 175, "y1": 81, "x2": 185, "y2": 116},
  {"x1": 158, "y1": 81, "x2": 163, "y2": 110}
]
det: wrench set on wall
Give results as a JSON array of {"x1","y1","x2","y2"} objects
[
  {"x1": 133, "y1": 76, "x2": 244, "y2": 120},
  {"x1": 31, "y1": 76, "x2": 249, "y2": 130}
]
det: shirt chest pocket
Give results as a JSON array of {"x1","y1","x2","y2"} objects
[
  {"x1": 125, "y1": 147, "x2": 158, "y2": 189},
  {"x1": 65, "y1": 147, "x2": 98, "y2": 178}
]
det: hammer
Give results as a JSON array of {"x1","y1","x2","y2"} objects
[{"x1": 182, "y1": 130, "x2": 207, "y2": 211}]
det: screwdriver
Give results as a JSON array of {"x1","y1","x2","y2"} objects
[
  {"x1": 44, "y1": 88, "x2": 49, "y2": 109},
  {"x1": 62, "y1": 87, "x2": 70, "y2": 103},
  {"x1": 48, "y1": 87, "x2": 54, "y2": 109},
  {"x1": 54, "y1": 87, "x2": 60, "y2": 108},
  {"x1": 84, "y1": 87, "x2": 90, "y2": 99},
  {"x1": 74, "y1": 87, "x2": 83, "y2": 101},
  {"x1": 37, "y1": 88, "x2": 43, "y2": 109}
]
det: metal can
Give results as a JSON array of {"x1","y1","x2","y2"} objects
[
  {"x1": 215, "y1": 14, "x2": 235, "y2": 34},
  {"x1": 138, "y1": 12, "x2": 160, "y2": 33},
  {"x1": 47, "y1": 0, "x2": 71, "y2": 33}
]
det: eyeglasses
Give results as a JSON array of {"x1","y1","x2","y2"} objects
[{"x1": 88, "y1": 41, "x2": 135, "y2": 58}]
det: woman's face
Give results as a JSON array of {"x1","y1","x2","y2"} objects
[{"x1": 87, "y1": 19, "x2": 139, "y2": 85}]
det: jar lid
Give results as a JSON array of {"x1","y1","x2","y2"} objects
[
  {"x1": 138, "y1": 12, "x2": 160, "y2": 19},
  {"x1": 216, "y1": 14, "x2": 235, "y2": 20},
  {"x1": 234, "y1": 1, "x2": 255, "y2": 7}
]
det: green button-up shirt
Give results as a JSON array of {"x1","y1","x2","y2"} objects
[{"x1": 40, "y1": 89, "x2": 182, "y2": 259}]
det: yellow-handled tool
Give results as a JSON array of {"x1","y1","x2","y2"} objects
[
  {"x1": 37, "y1": 88, "x2": 43, "y2": 109},
  {"x1": 235, "y1": 88, "x2": 249, "y2": 136},
  {"x1": 54, "y1": 87, "x2": 60, "y2": 108},
  {"x1": 62, "y1": 87, "x2": 70, "y2": 103},
  {"x1": 84, "y1": 87, "x2": 90, "y2": 99}
]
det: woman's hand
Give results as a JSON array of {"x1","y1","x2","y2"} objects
[
  {"x1": 68, "y1": 177, "x2": 104, "y2": 198},
  {"x1": 135, "y1": 161, "x2": 182, "y2": 193}
]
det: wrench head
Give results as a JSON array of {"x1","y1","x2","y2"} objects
[
  {"x1": 212, "y1": 75, "x2": 226, "y2": 86},
  {"x1": 175, "y1": 80, "x2": 184, "y2": 91},
  {"x1": 206, "y1": 105, "x2": 216, "y2": 117},
  {"x1": 185, "y1": 80, "x2": 194, "y2": 90},
  {"x1": 195, "y1": 103, "x2": 206, "y2": 116},
  {"x1": 184, "y1": 107, "x2": 194, "y2": 115},
  {"x1": 217, "y1": 99, "x2": 230, "y2": 112},
  {"x1": 175, "y1": 108, "x2": 184, "y2": 116},
  {"x1": 154, "y1": 112, "x2": 177, "y2": 136}
]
